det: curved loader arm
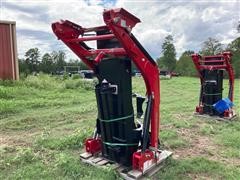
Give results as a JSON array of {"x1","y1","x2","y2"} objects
[{"x1": 103, "y1": 8, "x2": 160, "y2": 148}]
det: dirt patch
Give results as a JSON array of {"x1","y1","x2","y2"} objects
[
  {"x1": 187, "y1": 173, "x2": 216, "y2": 180},
  {"x1": 173, "y1": 129, "x2": 216, "y2": 158},
  {"x1": 0, "y1": 131, "x2": 36, "y2": 148},
  {"x1": 172, "y1": 127, "x2": 240, "y2": 166}
]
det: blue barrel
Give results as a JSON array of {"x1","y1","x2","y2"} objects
[{"x1": 213, "y1": 98, "x2": 233, "y2": 114}]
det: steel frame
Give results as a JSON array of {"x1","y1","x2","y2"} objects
[
  {"x1": 191, "y1": 52, "x2": 235, "y2": 117},
  {"x1": 52, "y1": 8, "x2": 162, "y2": 172}
]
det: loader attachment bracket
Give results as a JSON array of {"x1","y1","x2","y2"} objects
[{"x1": 52, "y1": 8, "x2": 171, "y2": 178}]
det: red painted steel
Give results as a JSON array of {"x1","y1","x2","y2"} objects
[
  {"x1": 66, "y1": 34, "x2": 115, "y2": 42},
  {"x1": 52, "y1": 8, "x2": 161, "y2": 172},
  {"x1": 103, "y1": 9, "x2": 160, "y2": 149},
  {"x1": 132, "y1": 149, "x2": 154, "y2": 171},
  {"x1": 0, "y1": 21, "x2": 19, "y2": 80},
  {"x1": 85, "y1": 138, "x2": 102, "y2": 154},
  {"x1": 191, "y1": 52, "x2": 234, "y2": 102},
  {"x1": 191, "y1": 52, "x2": 235, "y2": 119}
]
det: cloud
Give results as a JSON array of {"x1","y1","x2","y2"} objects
[
  {"x1": 117, "y1": 0, "x2": 239, "y2": 57},
  {"x1": 1, "y1": 0, "x2": 239, "y2": 60},
  {"x1": 2, "y1": 0, "x2": 106, "y2": 59}
]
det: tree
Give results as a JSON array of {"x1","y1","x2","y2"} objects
[
  {"x1": 175, "y1": 50, "x2": 196, "y2": 76},
  {"x1": 156, "y1": 56, "x2": 166, "y2": 70},
  {"x1": 159, "y1": 35, "x2": 177, "y2": 71},
  {"x1": 227, "y1": 37, "x2": 240, "y2": 53},
  {"x1": 200, "y1": 37, "x2": 223, "y2": 55},
  {"x1": 25, "y1": 48, "x2": 40, "y2": 73},
  {"x1": 79, "y1": 61, "x2": 89, "y2": 70},
  {"x1": 232, "y1": 52, "x2": 240, "y2": 78},
  {"x1": 57, "y1": 51, "x2": 66, "y2": 70},
  {"x1": 51, "y1": 50, "x2": 67, "y2": 72},
  {"x1": 18, "y1": 58, "x2": 29, "y2": 75},
  {"x1": 237, "y1": 21, "x2": 240, "y2": 33},
  {"x1": 40, "y1": 53, "x2": 53, "y2": 73},
  {"x1": 227, "y1": 37, "x2": 240, "y2": 78}
]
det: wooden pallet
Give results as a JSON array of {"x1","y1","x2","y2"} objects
[
  {"x1": 80, "y1": 150, "x2": 172, "y2": 180},
  {"x1": 194, "y1": 112, "x2": 238, "y2": 121}
]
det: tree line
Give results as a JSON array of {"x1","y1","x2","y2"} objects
[
  {"x1": 19, "y1": 36, "x2": 240, "y2": 78},
  {"x1": 19, "y1": 49, "x2": 88, "y2": 76},
  {"x1": 157, "y1": 36, "x2": 240, "y2": 78}
]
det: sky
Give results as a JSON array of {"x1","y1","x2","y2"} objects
[{"x1": 0, "y1": 0, "x2": 239, "y2": 60}]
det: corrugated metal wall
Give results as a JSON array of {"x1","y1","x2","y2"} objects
[{"x1": 0, "y1": 21, "x2": 19, "y2": 80}]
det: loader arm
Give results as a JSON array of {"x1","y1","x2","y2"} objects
[{"x1": 102, "y1": 8, "x2": 160, "y2": 148}]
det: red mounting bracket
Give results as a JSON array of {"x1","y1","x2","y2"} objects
[{"x1": 85, "y1": 138, "x2": 102, "y2": 154}]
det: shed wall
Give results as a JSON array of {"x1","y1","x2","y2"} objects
[{"x1": 0, "y1": 21, "x2": 19, "y2": 80}]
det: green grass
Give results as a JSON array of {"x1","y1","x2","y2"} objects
[
  {"x1": 0, "y1": 75, "x2": 239, "y2": 179},
  {"x1": 157, "y1": 157, "x2": 240, "y2": 180},
  {"x1": 35, "y1": 128, "x2": 91, "y2": 150},
  {"x1": 160, "y1": 129, "x2": 188, "y2": 149}
]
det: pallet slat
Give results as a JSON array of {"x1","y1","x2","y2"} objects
[
  {"x1": 92, "y1": 157, "x2": 104, "y2": 163},
  {"x1": 80, "y1": 150, "x2": 172, "y2": 179},
  {"x1": 80, "y1": 152, "x2": 92, "y2": 159},
  {"x1": 127, "y1": 170, "x2": 142, "y2": 179},
  {"x1": 194, "y1": 113, "x2": 237, "y2": 121},
  {"x1": 97, "y1": 159, "x2": 109, "y2": 166}
]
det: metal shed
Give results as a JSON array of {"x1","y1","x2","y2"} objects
[{"x1": 0, "y1": 21, "x2": 19, "y2": 80}]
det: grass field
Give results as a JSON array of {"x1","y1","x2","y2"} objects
[{"x1": 0, "y1": 75, "x2": 239, "y2": 179}]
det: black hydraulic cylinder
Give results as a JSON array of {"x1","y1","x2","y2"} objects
[
  {"x1": 142, "y1": 95, "x2": 152, "y2": 152},
  {"x1": 136, "y1": 96, "x2": 145, "y2": 118}
]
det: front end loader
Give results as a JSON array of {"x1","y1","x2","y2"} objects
[{"x1": 52, "y1": 8, "x2": 172, "y2": 179}]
